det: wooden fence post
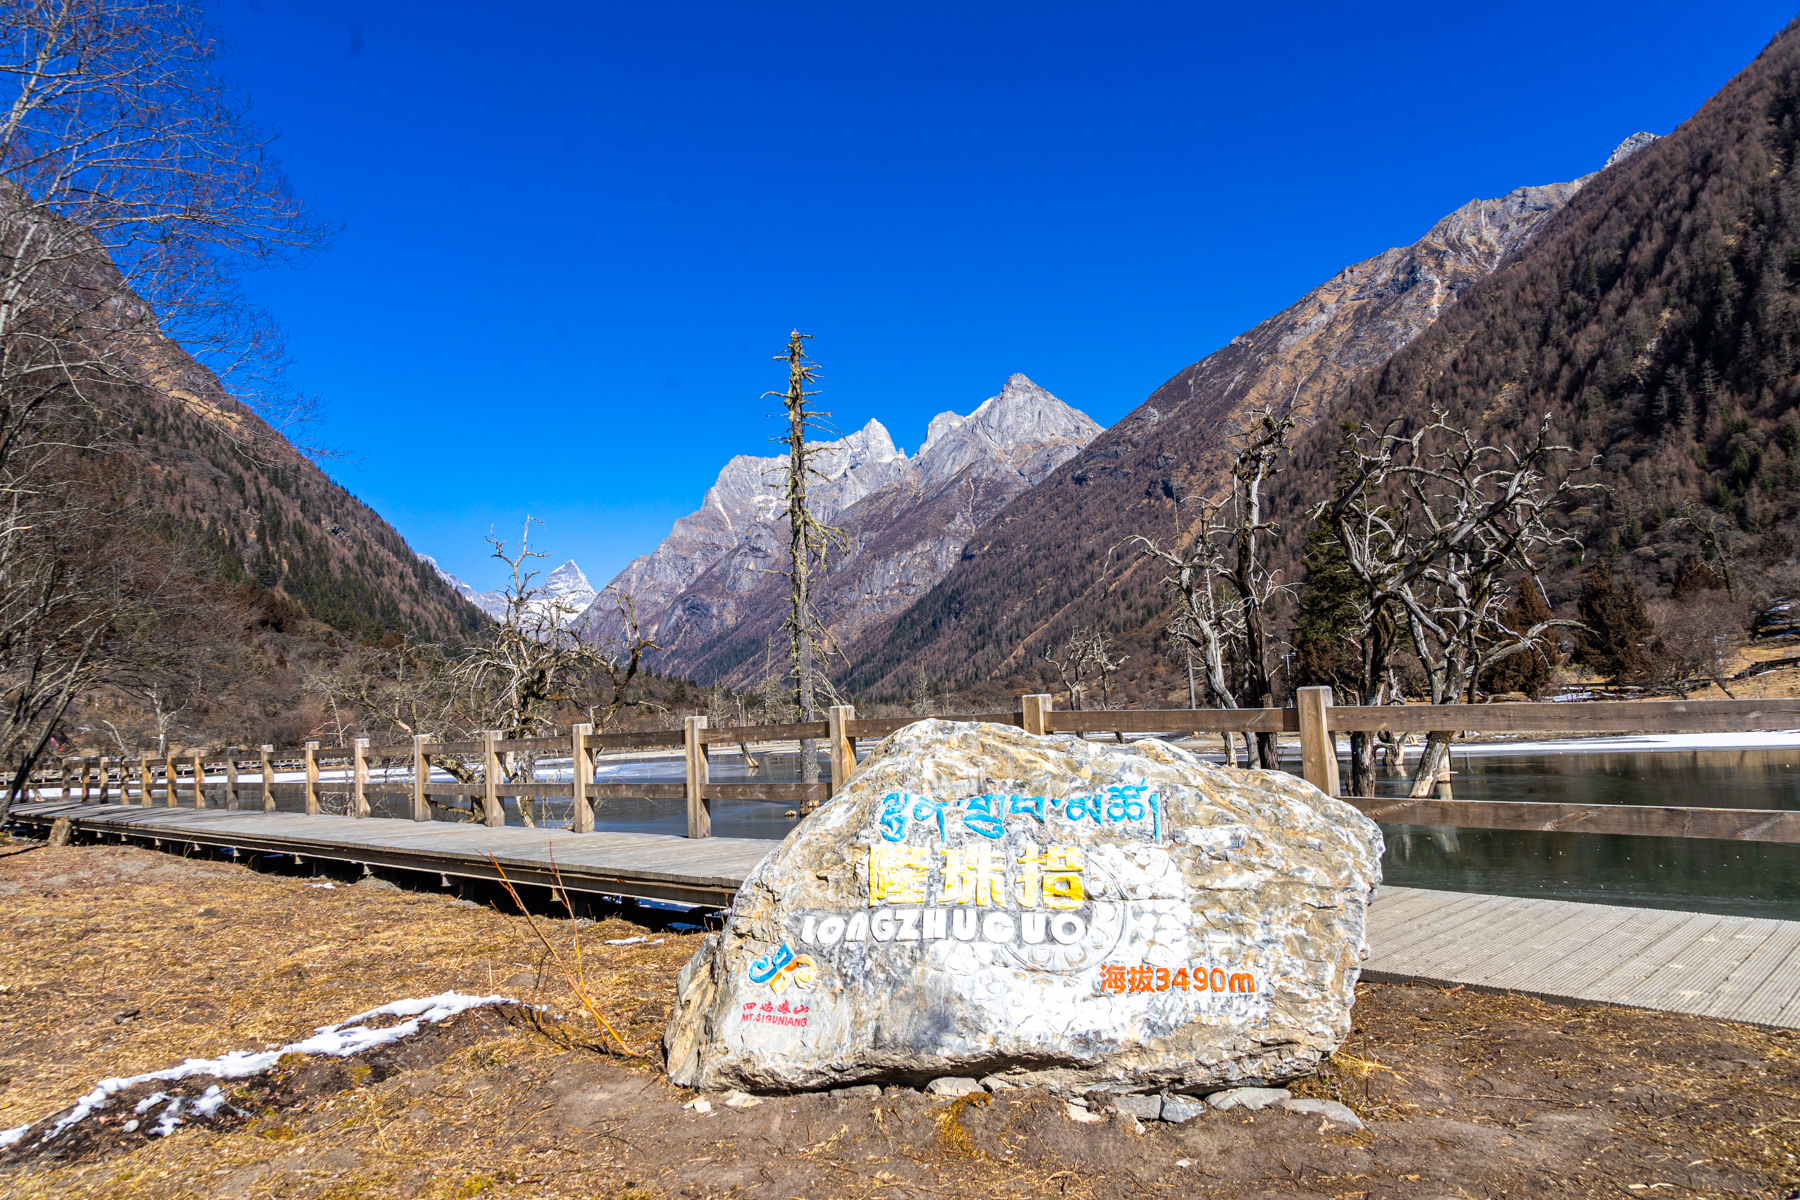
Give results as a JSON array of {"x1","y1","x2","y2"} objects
[
  {"x1": 77, "y1": 756, "x2": 89, "y2": 802},
  {"x1": 826, "y1": 705, "x2": 855, "y2": 805},
  {"x1": 684, "y1": 715, "x2": 710, "y2": 839},
  {"x1": 164, "y1": 752, "x2": 178, "y2": 807},
  {"x1": 412, "y1": 734, "x2": 430, "y2": 822},
  {"x1": 1296, "y1": 686, "x2": 1340, "y2": 797},
  {"x1": 94, "y1": 756, "x2": 107, "y2": 803},
  {"x1": 191, "y1": 750, "x2": 207, "y2": 809},
  {"x1": 60, "y1": 758, "x2": 70, "y2": 801},
  {"x1": 138, "y1": 755, "x2": 151, "y2": 806},
  {"x1": 260, "y1": 745, "x2": 275, "y2": 812},
  {"x1": 1021, "y1": 693, "x2": 1053, "y2": 737},
  {"x1": 570, "y1": 723, "x2": 594, "y2": 833},
  {"x1": 225, "y1": 751, "x2": 240, "y2": 811},
  {"x1": 304, "y1": 741, "x2": 320, "y2": 814},
  {"x1": 482, "y1": 731, "x2": 503, "y2": 827},
  {"x1": 352, "y1": 737, "x2": 370, "y2": 818}
]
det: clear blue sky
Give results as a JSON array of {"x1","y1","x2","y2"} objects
[{"x1": 210, "y1": 0, "x2": 1797, "y2": 591}]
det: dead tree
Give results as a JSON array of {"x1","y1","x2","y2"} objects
[
  {"x1": 1314, "y1": 412, "x2": 1594, "y2": 796},
  {"x1": 0, "y1": 1, "x2": 327, "y2": 809},
  {"x1": 303, "y1": 523, "x2": 659, "y2": 824},
  {"x1": 1041, "y1": 627, "x2": 1124, "y2": 712},
  {"x1": 1073, "y1": 629, "x2": 1128, "y2": 711},
  {"x1": 764, "y1": 331, "x2": 847, "y2": 788},
  {"x1": 1132, "y1": 498, "x2": 1258, "y2": 764},
  {"x1": 1042, "y1": 636, "x2": 1089, "y2": 710},
  {"x1": 1128, "y1": 409, "x2": 1296, "y2": 767}
]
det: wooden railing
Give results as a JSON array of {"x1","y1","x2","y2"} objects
[{"x1": 18, "y1": 691, "x2": 1800, "y2": 844}]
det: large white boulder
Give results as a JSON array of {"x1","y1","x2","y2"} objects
[{"x1": 665, "y1": 720, "x2": 1382, "y2": 1094}]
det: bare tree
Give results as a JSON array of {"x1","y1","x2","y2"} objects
[
  {"x1": 1648, "y1": 593, "x2": 1745, "y2": 697},
  {"x1": 1042, "y1": 635, "x2": 1089, "y2": 711},
  {"x1": 1314, "y1": 412, "x2": 1595, "y2": 796},
  {"x1": 1041, "y1": 627, "x2": 1128, "y2": 716},
  {"x1": 0, "y1": 0, "x2": 326, "y2": 807},
  {"x1": 1129, "y1": 409, "x2": 1295, "y2": 767},
  {"x1": 907, "y1": 665, "x2": 934, "y2": 716},
  {"x1": 303, "y1": 523, "x2": 659, "y2": 824},
  {"x1": 1074, "y1": 629, "x2": 1128, "y2": 711},
  {"x1": 764, "y1": 331, "x2": 847, "y2": 788}
]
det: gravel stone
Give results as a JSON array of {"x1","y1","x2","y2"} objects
[
  {"x1": 1161, "y1": 1094, "x2": 1208, "y2": 1123},
  {"x1": 1279, "y1": 1096, "x2": 1365, "y2": 1129},
  {"x1": 1207, "y1": 1086, "x2": 1292, "y2": 1111},
  {"x1": 925, "y1": 1076, "x2": 984, "y2": 1097},
  {"x1": 1112, "y1": 1093, "x2": 1163, "y2": 1120}
]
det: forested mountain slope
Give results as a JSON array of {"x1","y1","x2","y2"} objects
[
  {"x1": 838, "y1": 150, "x2": 1622, "y2": 698},
  {"x1": 1269, "y1": 17, "x2": 1800, "y2": 611},
  {"x1": 118, "y1": 363, "x2": 488, "y2": 645}
]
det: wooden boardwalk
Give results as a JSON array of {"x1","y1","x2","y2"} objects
[
  {"x1": 1364, "y1": 885, "x2": 1800, "y2": 1029},
  {"x1": 3, "y1": 801, "x2": 774, "y2": 908},
  {"x1": 8, "y1": 802, "x2": 1799, "y2": 1029}
]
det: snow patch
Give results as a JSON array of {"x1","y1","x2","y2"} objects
[{"x1": 8, "y1": 991, "x2": 515, "y2": 1151}]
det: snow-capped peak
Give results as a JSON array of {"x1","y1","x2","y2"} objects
[{"x1": 419, "y1": 554, "x2": 595, "y2": 628}]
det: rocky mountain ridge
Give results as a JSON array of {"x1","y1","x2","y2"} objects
[
  {"x1": 578, "y1": 374, "x2": 1101, "y2": 683},
  {"x1": 837, "y1": 136, "x2": 1659, "y2": 697}
]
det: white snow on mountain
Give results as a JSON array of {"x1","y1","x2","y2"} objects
[{"x1": 419, "y1": 555, "x2": 595, "y2": 628}]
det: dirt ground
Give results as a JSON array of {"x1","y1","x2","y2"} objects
[{"x1": 1, "y1": 837, "x2": 1797, "y2": 1200}]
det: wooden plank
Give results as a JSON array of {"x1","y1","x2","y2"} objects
[
  {"x1": 1366, "y1": 890, "x2": 1518, "y2": 962},
  {"x1": 1611, "y1": 916, "x2": 1768, "y2": 1010},
  {"x1": 3, "y1": 801, "x2": 770, "y2": 906},
  {"x1": 587, "y1": 729, "x2": 686, "y2": 752},
  {"x1": 701, "y1": 783, "x2": 830, "y2": 803},
  {"x1": 589, "y1": 783, "x2": 686, "y2": 800},
  {"x1": 411, "y1": 734, "x2": 429, "y2": 823},
  {"x1": 1370, "y1": 893, "x2": 1533, "y2": 972},
  {"x1": 842, "y1": 716, "x2": 924, "y2": 739},
  {"x1": 1410, "y1": 896, "x2": 1560, "y2": 977},
  {"x1": 1733, "y1": 934, "x2": 1800, "y2": 1025},
  {"x1": 1583, "y1": 911, "x2": 1721, "y2": 1000},
  {"x1": 571, "y1": 723, "x2": 594, "y2": 834},
  {"x1": 826, "y1": 705, "x2": 854, "y2": 809},
  {"x1": 1699, "y1": 925, "x2": 1800, "y2": 1018},
  {"x1": 843, "y1": 712, "x2": 1026, "y2": 739},
  {"x1": 1471, "y1": 902, "x2": 1638, "y2": 983},
  {"x1": 698, "y1": 720, "x2": 829, "y2": 745},
  {"x1": 1530, "y1": 909, "x2": 1696, "y2": 997},
  {"x1": 685, "y1": 716, "x2": 710, "y2": 839},
  {"x1": 1345, "y1": 796, "x2": 1800, "y2": 844},
  {"x1": 424, "y1": 739, "x2": 488, "y2": 755},
  {"x1": 1044, "y1": 708, "x2": 1299, "y2": 735},
  {"x1": 1296, "y1": 687, "x2": 1340, "y2": 796},
  {"x1": 1326, "y1": 697, "x2": 1800, "y2": 733},
  {"x1": 481, "y1": 732, "x2": 503, "y2": 828},
  {"x1": 1363, "y1": 884, "x2": 1800, "y2": 1029},
  {"x1": 489, "y1": 736, "x2": 570, "y2": 753}
]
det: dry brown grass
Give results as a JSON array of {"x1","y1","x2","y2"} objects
[{"x1": 3, "y1": 836, "x2": 1798, "y2": 1200}]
